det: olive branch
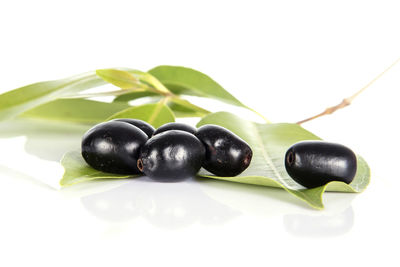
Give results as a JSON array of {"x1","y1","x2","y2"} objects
[{"x1": 297, "y1": 57, "x2": 400, "y2": 124}]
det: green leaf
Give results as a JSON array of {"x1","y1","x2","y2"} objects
[
  {"x1": 21, "y1": 99, "x2": 130, "y2": 123},
  {"x1": 113, "y1": 91, "x2": 158, "y2": 102},
  {"x1": 96, "y1": 69, "x2": 142, "y2": 89},
  {"x1": 107, "y1": 102, "x2": 175, "y2": 128},
  {"x1": 97, "y1": 68, "x2": 171, "y2": 94},
  {"x1": 148, "y1": 65, "x2": 247, "y2": 108},
  {"x1": 0, "y1": 72, "x2": 105, "y2": 121},
  {"x1": 60, "y1": 151, "x2": 134, "y2": 186},
  {"x1": 114, "y1": 93, "x2": 211, "y2": 118},
  {"x1": 169, "y1": 97, "x2": 210, "y2": 117},
  {"x1": 196, "y1": 112, "x2": 370, "y2": 209},
  {"x1": 112, "y1": 84, "x2": 211, "y2": 118},
  {"x1": 168, "y1": 101, "x2": 210, "y2": 118}
]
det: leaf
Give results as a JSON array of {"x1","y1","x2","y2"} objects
[
  {"x1": 0, "y1": 72, "x2": 105, "y2": 121},
  {"x1": 97, "y1": 68, "x2": 171, "y2": 94},
  {"x1": 111, "y1": 80, "x2": 211, "y2": 118},
  {"x1": 113, "y1": 91, "x2": 158, "y2": 102},
  {"x1": 196, "y1": 112, "x2": 370, "y2": 209},
  {"x1": 168, "y1": 101, "x2": 210, "y2": 118},
  {"x1": 96, "y1": 69, "x2": 142, "y2": 89},
  {"x1": 107, "y1": 103, "x2": 175, "y2": 128},
  {"x1": 21, "y1": 99, "x2": 130, "y2": 123},
  {"x1": 169, "y1": 97, "x2": 210, "y2": 117},
  {"x1": 148, "y1": 65, "x2": 247, "y2": 108},
  {"x1": 60, "y1": 151, "x2": 134, "y2": 186},
  {"x1": 114, "y1": 93, "x2": 210, "y2": 118}
]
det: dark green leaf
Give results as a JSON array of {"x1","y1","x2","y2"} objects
[
  {"x1": 169, "y1": 97, "x2": 210, "y2": 117},
  {"x1": 113, "y1": 91, "x2": 158, "y2": 102},
  {"x1": 148, "y1": 65, "x2": 247, "y2": 108},
  {"x1": 196, "y1": 112, "x2": 370, "y2": 209},
  {"x1": 168, "y1": 101, "x2": 210, "y2": 118}
]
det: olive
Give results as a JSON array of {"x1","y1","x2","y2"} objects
[
  {"x1": 195, "y1": 124, "x2": 253, "y2": 177},
  {"x1": 284, "y1": 141, "x2": 357, "y2": 188},
  {"x1": 112, "y1": 118, "x2": 155, "y2": 138},
  {"x1": 138, "y1": 130, "x2": 205, "y2": 181},
  {"x1": 81, "y1": 121, "x2": 148, "y2": 174},
  {"x1": 153, "y1": 122, "x2": 197, "y2": 136}
]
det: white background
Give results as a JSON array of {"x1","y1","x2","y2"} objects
[{"x1": 1, "y1": 0, "x2": 399, "y2": 266}]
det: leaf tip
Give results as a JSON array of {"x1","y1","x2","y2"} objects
[{"x1": 95, "y1": 69, "x2": 105, "y2": 74}]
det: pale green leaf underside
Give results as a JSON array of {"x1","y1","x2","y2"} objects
[
  {"x1": 21, "y1": 99, "x2": 130, "y2": 123},
  {"x1": 60, "y1": 151, "x2": 134, "y2": 186},
  {"x1": 196, "y1": 112, "x2": 370, "y2": 209},
  {"x1": 0, "y1": 72, "x2": 105, "y2": 121},
  {"x1": 148, "y1": 65, "x2": 247, "y2": 108},
  {"x1": 96, "y1": 69, "x2": 140, "y2": 89},
  {"x1": 106, "y1": 103, "x2": 175, "y2": 128}
]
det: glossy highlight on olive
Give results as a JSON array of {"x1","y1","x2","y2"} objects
[
  {"x1": 153, "y1": 122, "x2": 197, "y2": 136},
  {"x1": 81, "y1": 121, "x2": 148, "y2": 174},
  {"x1": 138, "y1": 130, "x2": 205, "y2": 181},
  {"x1": 196, "y1": 124, "x2": 252, "y2": 177},
  {"x1": 112, "y1": 118, "x2": 155, "y2": 138},
  {"x1": 284, "y1": 140, "x2": 357, "y2": 188}
]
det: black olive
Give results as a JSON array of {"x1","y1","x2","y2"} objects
[
  {"x1": 195, "y1": 124, "x2": 253, "y2": 177},
  {"x1": 138, "y1": 130, "x2": 205, "y2": 181},
  {"x1": 112, "y1": 118, "x2": 155, "y2": 138},
  {"x1": 284, "y1": 141, "x2": 357, "y2": 188},
  {"x1": 153, "y1": 122, "x2": 197, "y2": 136},
  {"x1": 81, "y1": 121, "x2": 148, "y2": 174}
]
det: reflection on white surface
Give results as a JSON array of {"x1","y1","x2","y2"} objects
[
  {"x1": 283, "y1": 193, "x2": 356, "y2": 238},
  {"x1": 198, "y1": 178, "x2": 356, "y2": 237},
  {"x1": 283, "y1": 207, "x2": 354, "y2": 238},
  {"x1": 0, "y1": 119, "x2": 90, "y2": 188},
  {"x1": 0, "y1": 136, "x2": 65, "y2": 189},
  {"x1": 0, "y1": 119, "x2": 90, "y2": 162},
  {"x1": 0, "y1": 162, "x2": 55, "y2": 190},
  {"x1": 80, "y1": 178, "x2": 241, "y2": 229},
  {"x1": 198, "y1": 178, "x2": 317, "y2": 215}
]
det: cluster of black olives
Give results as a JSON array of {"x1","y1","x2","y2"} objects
[
  {"x1": 81, "y1": 119, "x2": 253, "y2": 181},
  {"x1": 284, "y1": 141, "x2": 357, "y2": 188},
  {"x1": 81, "y1": 118, "x2": 358, "y2": 188}
]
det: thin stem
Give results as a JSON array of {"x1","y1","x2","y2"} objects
[{"x1": 297, "y1": 57, "x2": 400, "y2": 125}]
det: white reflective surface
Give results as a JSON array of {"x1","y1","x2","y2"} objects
[
  {"x1": 1, "y1": 0, "x2": 400, "y2": 266},
  {"x1": 0, "y1": 116, "x2": 398, "y2": 267}
]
